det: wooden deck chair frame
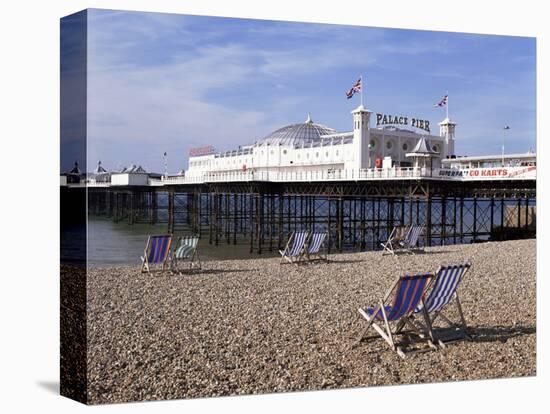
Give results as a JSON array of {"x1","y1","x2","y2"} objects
[
  {"x1": 304, "y1": 231, "x2": 328, "y2": 262},
  {"x1": 380, "y1": 225, "x2": 411, "y2": 256},
  {"x1": 410, "y1": 262, "x2": 471, "y2": 348},
  {"x1": 355, "y1": 274, "x2": 437, "y2": 358},
  {"x1": 279, "y1": 231, "x2": 309, "y2": 265},
  {"x1": 140, "y1": 235, "x2": 172, "y2": 273},
  {"x1": 171, "y1": 235, "x2": 201, "y2": 274}
]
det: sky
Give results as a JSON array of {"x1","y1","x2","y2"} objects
[{"x1": 78, "y1": 8, "x2": 536, "y2": 173}]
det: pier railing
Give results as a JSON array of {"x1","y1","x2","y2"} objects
[
  {"x1": 79, "y1": 165, "x2": 535, "y2": 188},
  {"x1": 153, "y1": 167, "x2": 429, "y2": 185}
]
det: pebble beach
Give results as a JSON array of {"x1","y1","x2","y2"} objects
[{"x1": 86, "y1": 239, "x2": 536, "y2": 404}]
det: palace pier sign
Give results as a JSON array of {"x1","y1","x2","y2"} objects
[{"x1": 376, "y1": 113, "x2": 431, "y2": 133}]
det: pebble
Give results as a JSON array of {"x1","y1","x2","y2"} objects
[{"x1": 82, "y1": 239, "x2": 536, "y2": 404}]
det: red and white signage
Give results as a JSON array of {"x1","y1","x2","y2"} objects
[
  {"x1": 437, "y1": 166, "x2": 536, "y2": 181},
  {"x1": 189, "y1": 145, "x2": 215, "y2": 157}
]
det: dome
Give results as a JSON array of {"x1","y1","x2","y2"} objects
[{"x1": 256, "y1": 113, "x2": 336, "y2": 146}]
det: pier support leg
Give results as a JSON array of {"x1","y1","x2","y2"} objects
[
  {"x1": 167, "y1": 191, "x2": 174, "y2": 234},
  {"x1": 337, "y1": 197, "x2": 344, "y2": 252},
  {"x1": 473, "y1": 196, "x2": 478, "y2": 242}
]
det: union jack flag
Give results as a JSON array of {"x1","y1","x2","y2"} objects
[
  {"x1": 346, "y1": 77, "x2": 362, "y2": 99},
  {"x1": 434, "y1": 94, "x2": 448, "y2": 107}
]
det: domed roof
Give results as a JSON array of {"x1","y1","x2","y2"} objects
[{"x1": 257, "y1": 113, "x2": 336, "y2": 146}]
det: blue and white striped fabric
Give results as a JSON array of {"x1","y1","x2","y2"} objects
[
  {"x1": 307, "y1": 232, "x2": 327, "y2": 254},
  {"x1": 146, "y1": 235, "x2": 172, "y2": 264},
  {"x1": 418, "y1": 263, "x2": 471, "y2": 313},
  {"x1": 287, "y1": 231, "x2": 308, "y2": 257},
  {"x1": 365, "y1": 274, "x2": 432, "y2": 321},
  {"x1": 401, "y1": 225, "x2": 423, "y2": 248}
]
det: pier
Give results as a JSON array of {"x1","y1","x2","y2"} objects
[{"x1": 79, "y1": 167, "x2": 536, "y2": 255}]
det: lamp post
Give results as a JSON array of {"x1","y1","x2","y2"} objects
[{"x1": 502, "y1": 126, "x2": 510, "y2": 167}]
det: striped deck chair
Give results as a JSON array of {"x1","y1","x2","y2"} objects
[
  {"x1": 355, "y1": 273, "x2": 436, "y2": 358},
  {"x1": 171, "y1": 235, "x2": 201, "y2": 273},
  {"x1": 140, "y1": 235, "x2": 172, "y2": 273},
  {"x1": 396, "y1": 225, "x2": 424, "y2": 254},
  {"x1": 305, "y1": 231, "x2": 328, "y2": 262},
  {"x1": 412, "y1": 262, "x2": 471, "y2": 347},
  {"x1": 279, "y1": 231, "x2": 308, "y2": 265},
  {"x1": 380, "y1": 225, "x2": 410, "y2": 255}
]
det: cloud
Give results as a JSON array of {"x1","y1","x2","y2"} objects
[
  {"x1": 83, "y1": 9, "x2": 536, "y2": 172},
  {"x1": 85, "y1": 11, "x2": 385, "y2": 171}
]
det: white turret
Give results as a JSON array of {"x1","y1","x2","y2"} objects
[
  {"x1": 439, "y1": 117, "x2": 456, "y2": 157},
  {"x1": 351, "y1": 104, "x2": 372, "y2": 170}
]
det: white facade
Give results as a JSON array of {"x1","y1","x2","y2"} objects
[
  {"x1": 186, "y1": 106, "x2": 455, "y2": 178},
  {"x1": 111, "y1": 173, "x2": 149, "y2": 186}
]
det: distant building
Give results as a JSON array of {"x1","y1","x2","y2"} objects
[
  {"x1": 111, "y1": 164, "x2": 161, "y2": 186},
  {"x1": 63, "y1": 161, "x2": 84, "y2": 184},
  {"x1": 88, "y1": 160, "x2": 111, "y2": 184}
]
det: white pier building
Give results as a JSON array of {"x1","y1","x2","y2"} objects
[
  {"x1": 186, "y1": 106, "x2": 457, "y2": 179},
  {"x1": 63, "y1": 103, "x2": 536, "y2": 187}
]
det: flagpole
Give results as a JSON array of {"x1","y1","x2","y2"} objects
[
  {"x1": 446, "y1": 90, "x2": 449, "y2": 119},
  {"x1": 360, "y1": 75, "x2": 363, "y2": 106},
  {"x1": 502, "y1": 127, "x2": 508, "y2": 167}
]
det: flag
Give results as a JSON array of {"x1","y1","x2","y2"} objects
[
  {"x1": 346, "y1": 77, "x2": 362, "y2": 99},
  {"x1": 503, "y1": 126, "x2": 510, "y2": 130},
  {"x1": 434, "y1": 94, "x2": 448, "y2": 107}
]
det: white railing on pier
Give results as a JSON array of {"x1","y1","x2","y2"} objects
[
  {"x1": 155, "y1": 167, "x2": 429, "y2": 185},
  {"x1": 80, "y1": 165, "x2": 536, "y2": 188},
  {"x1": 83, "y1": 167, "x2": 435, "y2": 187},
  {"x1": 87, "y1": 167, "x2": 449, "y2": 187}
]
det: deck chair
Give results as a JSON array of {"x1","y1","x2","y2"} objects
[
  {"x1": 279, "y1": 231, "x2": 308, "y2": 264},
  {"x1": 140, "y1": 235, "x2": 172, "y2": 273},
  {"x1": 380, "y1": 225, "x2": 410, "y2": 255},
  {"x1": 412, "y1": 262, "x2": 471, "y2": 347},
  {"x1": 355, "y1": 273, "x2": 436, "y2": 358},
  {"x1": 171, "y1": 235, "x2": 201, "y2": 273},
  {"x1": 396, "y1": 225, "x2": 424, "y2": 254},
  {"x1": 304, "y1": 232, "x2": 328, "y2": 262}
]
